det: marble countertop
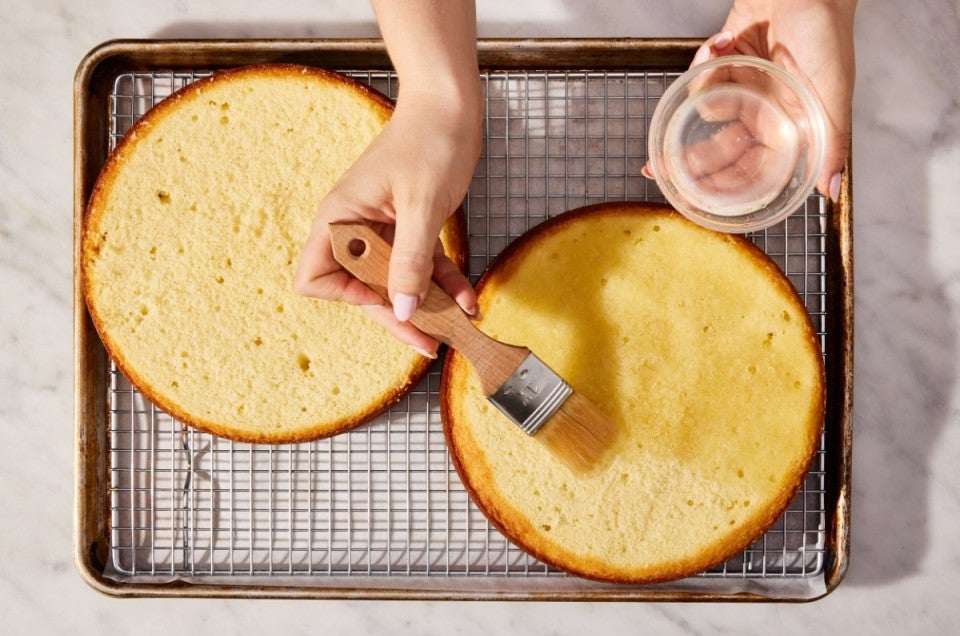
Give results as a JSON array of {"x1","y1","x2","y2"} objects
[{"x1": 2, "y1": 0, "x2": 958, "y2": 633}]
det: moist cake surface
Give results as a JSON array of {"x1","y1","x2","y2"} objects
[
  {"x1": 441, "y1": 202, "x2": 824, "y2": 583},
  {"x1": 83, "y1": 64, "x2": 466, "y2": 442}
]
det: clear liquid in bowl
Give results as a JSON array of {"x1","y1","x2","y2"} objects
[{"x1": 663, "y1": 84, "x2": 800, "y2": 217}]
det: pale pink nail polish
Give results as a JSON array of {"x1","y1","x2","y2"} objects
[
  {"x1": 714, "y1": 30, "x2": 734, "y2": 50},
  {"x1": 411, "y1": 345, "x2": 438, "y2": 360},
  {"x1": 829, "y1": 173, "x2": 842, "y2": 202},
  {"x1": 393, "y1": 293, "x2": 418, "y2": 322},
  {"x1": 691, "y1": 43, "x2": 711, "y2": 67}
]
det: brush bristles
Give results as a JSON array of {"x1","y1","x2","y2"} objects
[{"x1": 535, "y1": 391, "x2": 618, "y2": 472}]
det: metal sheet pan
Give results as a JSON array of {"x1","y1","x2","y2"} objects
[{"x1": 74, "y1": 39, "x2": 852, "y2": 600}]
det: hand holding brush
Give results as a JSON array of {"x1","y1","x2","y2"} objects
[{"x1": 329, "y1": 222, "x2": 617, "y2": 472}]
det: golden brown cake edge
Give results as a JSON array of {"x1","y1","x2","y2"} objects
[
  {"x1": 81, "y1": 64, "x2": 466, "y2": 444},
  {"x1": 440, "y1": 201, "x2": 825, "y2": 583}
]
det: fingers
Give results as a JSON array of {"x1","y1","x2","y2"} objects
[
  {"x1": 817, "y1": 112, "x2": 852, "y2": 203},
  {"x1": 694, "y1": 144, "x2": 767, "y2": 198},
  {"x1": 689, "y1": 32, "x2": 763, "y2": 124},
  {"x1": 825, "y1": 167, "x2": 844, "y2": 204},
  {"x1": 362, "y1": 239, "x2": 473, "y2": 359},
  {"x1": 294, "y1": 188, "x2": 475, "y2": 360},
  {"x1": 293, "y1": 210, "x2": 386, "y2": 307},
  {"x1": 432, "y1": 242, "x2": 478, "y2": 317},
  {"x1": 294, "y1": 211, "x2": 443, "y2": 359},
  {"x1": 388, "y1": 211, "x2": 444, "y2": 321},
  {"x1": 643, "y1": 31, "x2": 738, "y2": 181},
  {"x1": 358, "y1": 244, "x2": 475, "y2": 359},
  {"x1": 683, "y1": 120, "x2": 755, "y2": 179},
  {"x1": 691, "y1": 30, "x2": 735, "y2": 68},
  {"x1": 362, "y1": 304, "x2": 440, "y2": 359}
]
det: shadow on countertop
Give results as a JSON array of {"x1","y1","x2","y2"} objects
[
  {"x1": 840, "y1": 0, "x2": 960, "y2": 588},
  {"x1": 151, "y1": 22, "x2": 380, "y2": 40}
]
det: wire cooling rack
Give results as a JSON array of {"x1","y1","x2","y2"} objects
[{"x1": 104, "y1": 69, "x2": 828, "y2": 590}]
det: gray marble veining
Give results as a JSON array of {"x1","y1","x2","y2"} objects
[{"x1": 2, "y1": 0, "x2": 959, "y2": 633}]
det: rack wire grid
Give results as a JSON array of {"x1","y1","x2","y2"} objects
[{"x1": 105, "y1": 69, "x2": 828, "y2": 586}]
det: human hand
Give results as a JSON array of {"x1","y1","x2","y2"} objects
[
  {"x1": 294, "y1": 90, "x2": 482, "y2": 358},
  {"x1": 645, "y1": 0, "x2": 857, "y2": 202}
]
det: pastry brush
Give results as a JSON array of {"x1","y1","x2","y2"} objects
[{"x1": 329, "y1": 222, "x2": 617, "y2": 472}]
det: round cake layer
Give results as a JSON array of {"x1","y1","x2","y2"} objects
[
  {"x1": 441, "y1": 202, "x2": 824, "y2": 583},
  {"x1": 83, "y1": 64, "x2": 466, "y2": 443}
]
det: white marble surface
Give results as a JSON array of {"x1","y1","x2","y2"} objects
[{"x1": 2, "y1": 0, "x2": 959, "y2": 632}]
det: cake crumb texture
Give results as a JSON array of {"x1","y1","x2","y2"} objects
[
  {"x1": 83, "y1": 65, "x2": 464, "y2": 443},
  {"x1": 441, "y1": 202, "x2": 824, "y2": 583}
]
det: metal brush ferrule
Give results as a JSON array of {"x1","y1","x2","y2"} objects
[{"x1": 488, "y1": 353, "x2": 572, "y2": 435}]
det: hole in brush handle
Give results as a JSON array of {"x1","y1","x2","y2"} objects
[
  {"x1": 347, "y1": 237, "x2": 367, "y2": 258},
  {"x1": 329, "y1": 223, "x2": 391, "y2": 297}
]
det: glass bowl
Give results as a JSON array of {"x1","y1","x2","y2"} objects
[{"x1": 648, "y1": 55, "x2": 826, "y2": 233}]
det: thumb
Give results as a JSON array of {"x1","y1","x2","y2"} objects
[
  {"x1": 388, "y1": 209, "x2": 444, "y2": 322},
  {"x1": 810, "y1": 51, "x2": 853, "y2": 202},
  {"x1": 818, "y1": 125, "x2": 851, "y2": 203}
]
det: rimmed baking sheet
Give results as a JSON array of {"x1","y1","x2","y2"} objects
[{"x1": 74, "y1": 39, "x2": 852, "y2": 601}]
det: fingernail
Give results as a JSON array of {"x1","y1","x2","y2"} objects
[
  {"x1": 692, "y1": 43, "x2": 711, "y2": 67},
  {"x1": 393, "y1": 293, "x2": 418, "y2": 322},
  {"x1": 411, "y1": 345, "x2": 438, "y2": 360},
  {"x1": 714, "y1": 30, "x2": 734, "y2": 50},
  {"x1": 829, "y1": 172, "x2": 842, "y2": 202}
]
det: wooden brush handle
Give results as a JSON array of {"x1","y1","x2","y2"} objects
[{"x1": 329, "y1": 222, "x2": 528, "y2": 394}]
